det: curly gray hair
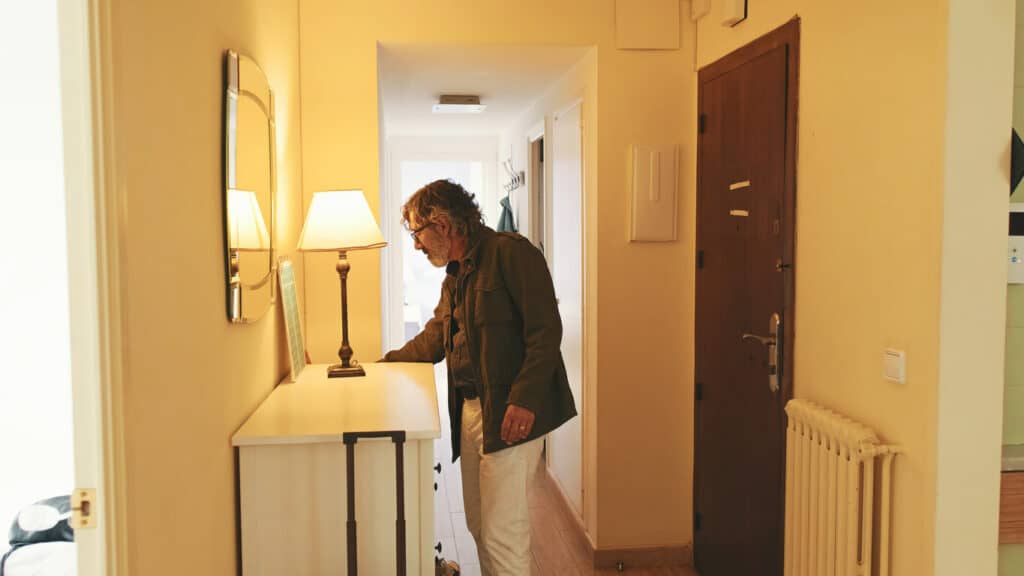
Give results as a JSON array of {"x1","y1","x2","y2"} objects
[{"x1": 401, "y1": 179, "x2": 485, "y2": 237}]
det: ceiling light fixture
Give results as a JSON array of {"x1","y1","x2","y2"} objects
[{"x1": 432, "y1": 94, "x2": 486, "y2": 114}]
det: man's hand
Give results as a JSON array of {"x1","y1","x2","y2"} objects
[{"x1": 501, "y1": 404, "x2": 536, "y2": 444}]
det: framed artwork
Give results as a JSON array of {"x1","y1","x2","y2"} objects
[{"x1": 277, "y1": 257, "x2": 306, "y2": 381}]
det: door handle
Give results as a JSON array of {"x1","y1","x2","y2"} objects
[
  {"x1": 741, "y1": 333, "x2": 774, "y2": 346},
  {"x1": 740, "y1": 312, "x2": 781, "y2": 394}
]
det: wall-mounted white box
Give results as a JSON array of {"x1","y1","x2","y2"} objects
[{"x1": 630, "y1": 145, "x2": 678, "y2": 242}]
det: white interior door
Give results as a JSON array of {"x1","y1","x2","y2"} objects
[
  {"x1": 0, "y1": 1, "x2": 113, "y2": 573},
  {"x1": 548, "y1": 102, "x2": 583, "y2": 515}
]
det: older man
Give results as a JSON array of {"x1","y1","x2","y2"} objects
[{"x1": 383, "y1": 179, "x2": 576, "y2": 575}]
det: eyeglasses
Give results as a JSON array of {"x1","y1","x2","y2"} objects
[{"x1": 409, "y1": 221, "x2": 435, "y2": 244}]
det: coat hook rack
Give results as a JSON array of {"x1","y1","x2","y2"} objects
[{"x1": 502, "y1": 158, "x2": 525, "y2": 194}]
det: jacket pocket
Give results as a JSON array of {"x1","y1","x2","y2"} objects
[{"x1": 472, "y1": 274, "x2": 518, "y2": 326}]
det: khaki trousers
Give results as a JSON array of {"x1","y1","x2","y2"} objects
[{"x1": 460, "y1": 398, "x2": 543, "y2": 575}]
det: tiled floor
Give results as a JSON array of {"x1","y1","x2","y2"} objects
[{"x1": 430, "y1": 366, "x2": 698, "y2": 576}]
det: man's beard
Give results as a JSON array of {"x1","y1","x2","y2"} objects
[{"x1": 425, "y1": 235, "x2": 451, "y2": 267}]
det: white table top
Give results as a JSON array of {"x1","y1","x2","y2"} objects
[{"x1": 232, "y1": 362, "x2": 440, "y2": 446}]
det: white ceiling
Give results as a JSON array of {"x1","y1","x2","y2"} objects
[{"x1": 379, "y1": 44, "x2": 589, "y2": 136}]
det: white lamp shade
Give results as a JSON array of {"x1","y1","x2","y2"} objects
[
  {"x1": 297, "y1": 190, "x2": 387, "y2": 251},
  {"x1": 228, "y1": 189, "x2": 270, "y2": 251}
]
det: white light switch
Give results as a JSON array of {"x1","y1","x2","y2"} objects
[
  {"x1": 884, "y1": 349, "x2": 906, "y2": 384},
  {"x1": 630, "y1": 145, "x2": 678, "y2": 242}
]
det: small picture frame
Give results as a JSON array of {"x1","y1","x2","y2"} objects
[{"x1": 277, "y1": 257, "x2": 306, "y2": 381}]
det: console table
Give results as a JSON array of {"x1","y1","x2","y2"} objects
[{"x1": 232, "y1": 362, "x2": 440, "y2": 575}]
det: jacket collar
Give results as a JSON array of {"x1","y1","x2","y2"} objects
[{"x1": 446, "y1": 226, "x2": 493, "y2": 276}]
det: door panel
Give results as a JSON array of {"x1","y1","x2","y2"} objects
[
  {"x1": 549, "y1": 102, "x2": 583, "y2": 515},
  {"x1": 695, "y1": 22, "x2": 798, "y2": 576}
]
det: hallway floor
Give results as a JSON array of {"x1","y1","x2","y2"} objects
[{"x1": 430, "y1": 366, "x2": 699, "y2": 576}]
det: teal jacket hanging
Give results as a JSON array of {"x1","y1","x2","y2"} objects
[{"x1": 496, "y1": 196, "x2": 517, "y2": 233}]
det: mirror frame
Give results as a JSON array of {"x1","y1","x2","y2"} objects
[{"x1": 224, "y1": 50, "x2": 277, "y2": 323}]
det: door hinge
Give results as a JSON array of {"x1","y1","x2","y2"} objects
[
  {"x1": 697, "y1": 250, "x2": 704, "y2": 270},
  {"x1": 698, "y1": 113, "x2": 707, "y2": 134},
  {"x1": 695, "y1": 512, "x2": 702, "y2": 531},
  {"x1": 71, "y1": 488, "x2": 97, "y2": 529},
  {"x1": 696, "y1": 382, "x2": 703, "y2": 401}
]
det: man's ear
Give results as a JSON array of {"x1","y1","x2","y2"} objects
[{"x1": 436, "y1": 216, "x2": 452, "y2": 238}]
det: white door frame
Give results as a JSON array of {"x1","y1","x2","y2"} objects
[
  {"x1": 547, "y1": 97, "x2": 586, "y2": 517},
  {"x1": 59, "y1": 0, "x2": 126, "y2": 573}
]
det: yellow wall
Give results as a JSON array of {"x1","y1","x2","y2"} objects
[
  {"x1": 102, "y1": 0, "x2": 1011, "y2": 569},
  {"x1": 697, "y1": 1, "x2": 1007, "y2": 575},
  {"x1": 300, "y1": 0, "x2": 695, "y2": 548},
  {"x1": 108, "y1": 0, "x2": 303, "y2": 573}
]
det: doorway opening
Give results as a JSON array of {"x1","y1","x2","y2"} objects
[
  {"x1": 1, "y1": 0, "x2": 115, "y2": 572},
  {"x1": 377, "y1": 43, "x2": 593, "y2": 569},
  {"x1": 0, "y1": 5, "x2": 75, "y2": 559},
  {"x1": 398, "y1": 158, "x2": 490, "y2": 344}
]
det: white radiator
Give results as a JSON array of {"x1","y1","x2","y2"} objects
[{"x1": 783, "y1": 399, "x2": 899, "y2": 576}]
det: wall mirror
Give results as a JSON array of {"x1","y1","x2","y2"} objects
[{"x1": 224, "y1": 50, "x2": 276, "y2": 323}]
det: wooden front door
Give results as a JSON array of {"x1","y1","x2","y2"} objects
[{"x1": 694, "y1": 20, "x2": 799, "y2": 576}]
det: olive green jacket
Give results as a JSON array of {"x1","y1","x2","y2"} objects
[{"x1": 383, "y1": 227, "x2": 577, "y2": 461}]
